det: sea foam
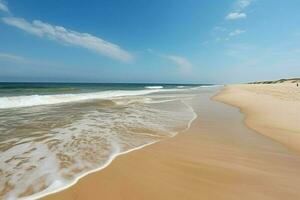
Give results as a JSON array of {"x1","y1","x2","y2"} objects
[
  {"x1": 0, "y1": 85, "x2": 201, "y2": 199},
  {"x1": 0, "y1": 89, "x2": 162, "y2": 109},
  {"x1": 145, "y1": 86, "x2": 164, "y2": 89}
]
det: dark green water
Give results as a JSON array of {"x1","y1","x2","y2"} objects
[{"x1": 0, "y1": 82, "x2": 206, "y2": 97}]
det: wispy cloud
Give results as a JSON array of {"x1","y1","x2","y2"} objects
[
  {"x1": 229, "y1": 29, "x2": 246, "y2": 36},
  {"x1": 163, "y1": 54, "x2": 193, "y2": 72},
  {"x1": 215, "y1": 37, "x2": 229, "y2": 42},
  {"x1": 0, "y1": 52, "x2": 28, "y2": 63},
  {"x1": 2, "y1": 17, "x2": 133, "y2": 62},
  {"x1": 213, "y1": 26, "x2": 227, "y2": 32},
  {"x1": 0, "y1": 0, "x2": 9, "y2": 13},
  {"x1": 1, "y1": 1, "x2": 132, "y2": 62},
  {"x1": 147, "y1": 49, "x2": 193, "y2": 72},
  {"x1": 226, "y1": 12, "x2": 247, "y2": 20},
  {"x1": 225, "y1": 0, "x2": 252, "y2": 20},
  {"x1": 236, "y1": 0, "x2": 252, "y2": 11}
]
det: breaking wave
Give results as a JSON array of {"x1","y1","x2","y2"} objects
[{"x1": 0, "y1": 89, "x2": 163, "y2": 109}]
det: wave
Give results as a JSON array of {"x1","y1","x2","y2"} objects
[
  {"x1": 19, "y1": 141, "x2": 157, "y2": 200},
  {"x1": 0, "y1": 85, "x2": 203, "y2": 199},
  {"x1": 0, "y1": 89, "x2": 163, "y2": 109},
  {"x1": 145, "y1": 86, "x2": 164, "y2": 89},
  {"x1": 19, "y1": 99, "x2": 198, "y2": 200}
]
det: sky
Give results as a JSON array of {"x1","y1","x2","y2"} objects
[{"x1": 0, "y1": 0, "x2": 300, "y2": 84}]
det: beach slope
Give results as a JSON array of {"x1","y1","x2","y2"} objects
[
  {"x1": 215, "y1": 83, "x2": 300, "y2": 153},
  {"x1": 43, "y1": 86, "x2": 300, "y2": 200}
]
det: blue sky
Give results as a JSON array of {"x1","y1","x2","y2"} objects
[{"x1": 0, "y1": 0, "x2": 300, "y2": 83}]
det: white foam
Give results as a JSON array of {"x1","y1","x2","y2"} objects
[
  {"x1": 18, "y1": 140, "x2": 157, "y2": 200},
  {"x1": 1, "y1": 87, "x2": 202, "y2": 200},
  {"x1": 145, "y1": 86, "x2": 164, "y2": 89},
  {"x1": 0, "y1": 89, "x2": 163, "y2": 109},
  {"x1": 17, "y1": 99, "x2": 198, "y2": 200}
]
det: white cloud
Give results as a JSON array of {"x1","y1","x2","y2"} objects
[
  {"x1": 229, "y1": 29, "x2": 246, "y2": 36},
  {"x1": 225, "y1": 12, "x2": 247, "y2": 20},
  {"x1": 2, "y1": 17, "x2": 133, "y2": 62},
  {"x1": 0, "y1": 0, "x2": 9, "y2": 13},
  {"x1": 164, "y1": 54, "x2": 193, "y2": 72},
  {"x1": 225, "y1": 0, "x2": 252, "y2": 20}
]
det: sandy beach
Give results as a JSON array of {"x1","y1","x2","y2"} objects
[
  {"x1": 215, "y1": 83, "x2": 300, "y2": 153},
  {"x1": 2, "y1": 1, "x2": 300, "y2": 199},
  {"x1": 43, "y1": 85, "x2": 300, "y2": 200}
]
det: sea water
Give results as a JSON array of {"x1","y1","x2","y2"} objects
[{"x1": 0, "y1": 83, "x2": 207, "y2": 199}]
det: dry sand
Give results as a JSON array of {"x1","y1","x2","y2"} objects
[
  {"x1": 215, "y1": 83, "x2": 300, "y2": 153},
  {"x1": 43, "y1": 86, "x2": 300, "y2": 200}
]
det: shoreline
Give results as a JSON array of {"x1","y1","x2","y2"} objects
[
  {"x1": 22, "y1": 142, "x2": 157, "y2": 200},
  {"x1": 42, "y1": 86, "x2": 300, "y2": 200},
  {"x1": 20, "y1": 97, "x2": 199, "y2": 200}
]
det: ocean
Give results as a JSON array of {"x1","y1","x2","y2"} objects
[{"x1": 0, "y1": 82, "x2": 208, "y2": 199}]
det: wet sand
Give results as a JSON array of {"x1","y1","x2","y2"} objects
[{"x1": 43, "y1": 86, "x2": 300, "y2": 200}]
